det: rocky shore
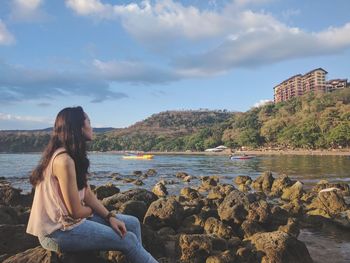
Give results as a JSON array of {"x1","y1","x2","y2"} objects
[{"x1": 1, "y1": 170, "x2": 350, "y2": 263}]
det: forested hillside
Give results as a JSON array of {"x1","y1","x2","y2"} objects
[{"x1": 1, "y1": 89, "x2": 349, "y2": 152}]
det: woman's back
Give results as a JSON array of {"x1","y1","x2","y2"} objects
[{"x1": 26, "y1": 148, "x2": 86, "y2": 237}]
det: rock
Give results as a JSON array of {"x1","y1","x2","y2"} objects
[
  {"x1": 201, "y1": 176, "x2": 219, "y2": 190},
  {"x1": 141, "y1": 224, "x2": 166, "y2": 259},
  {"x1": 312, "y1": 182, "x2": 350, "y2": 196},
  {"x1": 281, "y1": 199, "x2": 303, "y2": 217},
  {"x1": 102, "y1": 188, "x2": 157, "y2": 209},
  {"x1": 3, "y1": 246, "x2": 111, "y2": 263},
  {"x1": 0, "y1": 205, "x2": 19, "y2": 224},
  {"x1": 270, "y1": 175, "x2": 293, "y2": 197},
  {"x1": 234, "y1": 176, "x2": 252, "y2": 186},
  {"x1": 3, "y1": 246, "x2": 53, "y2": 263},
  {"x1": 118, "y1": 200, "x2": 148, "y2": 222},
  {"x1": 133, "y1": 179, "x2": 144, "y2": 186},
  {"x1": 278, "y1": 218, "x2": 300, "y2": 238},
  {"x1": 247, "y1": 200, "x2": 271, "y2": 224},
  {"x1": 104, "y1": 251, "x2": 128, "y2": 263},
  {"x1": 152, "y1": 182, "x2": 168, "y2": 197},
  {"x1": 143, "y1": 197, "x2": 184, "y2": 230},
  {"x1": 270, "y1": 206, "x2": 289, "y2": 226},
  {"x1": 133, "y1": 170, "x2": 143, "y2": 176},
  {"x1": 281, "y1": 181, "x2": 304, "y2": 201},
  {"x1": 178, "y1": 215, "x2": 204, "y2": 234},
  {"x1": 183, "y1": 175, "x2": 193, "y2": 182},
  {"x1": 145, "y1": 169, "x2": 157, "y2": 176},
  {"x1": 204, "y1": 217, "x2": 235, "y2": 239},
  {"x1": 157, "y1": 226, "x2": 176, "y2": 235},
  {"x1": 176, "y1": 172, "x2": 189, "y2": 179},
  {"x1": 235, "y1": 247, "x2": 257, "y2": 263},
  {"x1": 180, "y1": 187, "x2": 200, "y2": 200},
  {"x1": 251, "y1": 171, "x2": 274, "y2": 193},
  {"x1": 240, "y1": 220, "x2": 264, "y2": 238},
  {"x1": 0, "y1": 184, "x2": 22, "y2": 206},
  {"x1": 238, "y1": 184, "x2": 251, "y2": 193},
  {"x1": 179, "y1": 234, "x2": 212, "y2": 263},
  {"x1": 333, "y1": 210, "x2": 350, "y2": 228},
  {"x1": 0, "y1": 224, "x2": 39, "y2": 255},
  {"x1": 206, "y1": 250, "x2": 236, "y2": 263},
  {"x1": 93, "y1": 183, "x2": 120, "y2": 200},
  {"x1": 307, "y1": 189, "x2": 348, "y2": 218},
  {"x1": 248, "y1": 231, "x2": 313, "y2": 263},
  {"x1": 218, "y1": 190, "x2": 254, "y2": 224}
]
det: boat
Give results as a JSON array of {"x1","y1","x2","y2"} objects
[
  {"x1": 230, "y1": 155, "x2": 255, "y2": 160},
  {"x1": 122, "y1": 154, "x2": 154, "y2": 160}
]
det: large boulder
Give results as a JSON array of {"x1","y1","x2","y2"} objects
[
  {"x1": 118, "y1": 200, "x2": 148, "y2": 222},
  {"x1": 251, "y1": 171, "x2": 274, "y2": 193},
  {"x1": 206, "y1": 250, "x2": 236, "y2": 263},
  {"x1": 152, "y1": 182, "x2": 168, "y2": 198},
  {"x1": 93, "y1": 183, "x2": 120, "y2": 200},
  {"x1": 0, "y1": 205, "x2": 19, "y2": 224},
  {"x1": 312, "y1": 182, "x2": 350, "y2": 196},
  {"x1": 218, "y1": 190, "x2": 255, "y2": 224},
  {"x1": 0, "y1": 224, "x2": 39, "y2": 255},
  {"x1": 204, "y1": 217, "x2": 235, "y2": 239},
  {"x1": 281, "y1": 181, "x2": 304, "y2": 201},
  {"x1": 270, "y1": 175, "x2": 294, "y2": 197},
  {"x1": 180, "y1": 187, "x2": 201, "y2": 200},
  {"x1": 179, "y1": 234, "x2": 212, "y2": 263},
  {"x1": 3, "y1": 246, "x2": 111, "y2": 263},
  {"x1": 247, "y1": 200, "x2": 271, "y2": 224},
  {"x1": 143, "y1": 197, "x2": 184, "y2": 230},
  {"x1": 248, "y1": 231, "x2": 313, "y2": 263},
  {"x1": 307, "y1": 189, "x2": 348, "y2": 218},
  {"x1": 102, "y1": 189, "x2": 157, "y2": 209}
]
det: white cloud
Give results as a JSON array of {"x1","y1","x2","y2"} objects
[
  {"x1": 0, "y1": 112, "x2": 52, "y2": 124},
  {"x1": 93, "y1": 59, "x2": 179, "y2": 83},
  {"x1": 253, "y1": 99, "x2": 273, "y2": 108},
  {"x1": 0, "y1": 112, "x2": 54, "y2": 130},
  {"x1": 0, "y1": 20, "x2": 15, "y2": 45},
  {"x1": 14, "y1": 0, "x2": 42, "y2": 10},
  {"x1": 10, "y1": 0, "x2": 47, "y2": 22},
  {"x1": 63, "y1": 0, "x2": 350, "y2": 76}
]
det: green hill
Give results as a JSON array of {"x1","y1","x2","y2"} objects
[{"x1": 1, "y1": 88, "x2": 350, "y2": 153}]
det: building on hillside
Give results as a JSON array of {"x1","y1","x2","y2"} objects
[
  {"x1": 326, "y1": 79, "x2": 348, "y2": 93},
  {"x1": 273, "y1": 68, "x2": 341, "y2": 103},
  {"x1": 273, "y1": 74, "x2": 303, "y2": 103}
]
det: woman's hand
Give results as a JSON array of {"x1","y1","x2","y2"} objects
[{"x1": 109, "y1": 217, "x2": 127, "y2": 238}]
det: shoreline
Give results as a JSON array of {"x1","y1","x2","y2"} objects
[
  {"x1": 140, "y1": 149, "x2": 350, "y2": 156},
  {"x1": 1, "y1": 149, "x2": 349, "y2": 156}
]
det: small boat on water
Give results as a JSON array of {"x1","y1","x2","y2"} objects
[
  {"x1": 122, "y1": 154, "x2": 154, "y2": 160},
  {"x1": 230, "y1": 155, "x2": 255, "y2": 160}
]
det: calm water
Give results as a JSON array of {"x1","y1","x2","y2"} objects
[{"x1": 1, "y1": 153, "x2": 350, "y2": 262}]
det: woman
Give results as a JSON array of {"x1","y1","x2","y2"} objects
[{"x1": 26, "y1": 106, "x2": 158, "y2": 263}]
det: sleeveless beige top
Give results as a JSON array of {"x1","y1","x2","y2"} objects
[{"x1": 26, "y1": 148, "x2": 87, "y2": 237}]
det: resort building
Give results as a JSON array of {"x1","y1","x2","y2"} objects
[
  {"x1": 274, "y1": 68, "x2": 348, "y2": 103},
  {"x1": 326, "y1": 79, "x2": 348, "y2": 93}
]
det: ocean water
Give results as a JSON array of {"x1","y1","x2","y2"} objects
[{"x1": 1, "y1": 152, "x2": 350, "y2": 262}]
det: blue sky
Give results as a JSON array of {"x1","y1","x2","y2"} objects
[{"x1": 0, "y1": 0, "x2": 349, "y2": 130}]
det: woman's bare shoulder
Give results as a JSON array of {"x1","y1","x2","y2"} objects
[{"x1": 53, "y1": 152, "x2": 75, "y2": 170}]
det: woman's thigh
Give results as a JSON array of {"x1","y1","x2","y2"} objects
[
  {"x1": 45, "y1": 219, "x2": 139, "y2": 253},
  {"x1": 88, "y1": 213, "x2": 141, "y2": 241}
]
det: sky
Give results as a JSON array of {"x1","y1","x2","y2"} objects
[{"x1": 0, "y1": 0, "x2": 350, "y2": 130}]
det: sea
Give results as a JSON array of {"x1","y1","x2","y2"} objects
[{"x1": 1, "y1": 152, "x2": 350, "y2": 262}]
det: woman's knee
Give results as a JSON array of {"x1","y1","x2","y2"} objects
[
  {"x1": 124, "y1": 215, "x2": 141, "y2": 230},
  {"x1": 122, "y1": 231, "x2": 140, "y2": 253}
]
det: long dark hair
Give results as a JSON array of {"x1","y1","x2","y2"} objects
[{"x1": 30, "y1": 106, "x2": 89, "y2": 190}]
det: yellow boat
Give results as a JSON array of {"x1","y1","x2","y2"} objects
[{"x1": 122, "y1": 154, "x2": 154, "y2": 160}]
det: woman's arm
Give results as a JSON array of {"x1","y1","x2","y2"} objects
[
  {"x1": 53, "y1": 154, "x2": 92, "y2": 219},
  {"x1": 83, "y1": 184, "x2": 110, "y2": 218},
  {"x1": 84, "y1": 185, "x2": 127, "y2": 238}
]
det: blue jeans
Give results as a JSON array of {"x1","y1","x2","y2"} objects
[{"x1": 39, "y1": 213, "x2": 158, "y2": 263}]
